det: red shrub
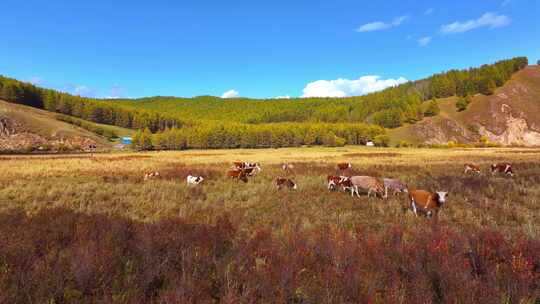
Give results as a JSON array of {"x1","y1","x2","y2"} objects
[{"x1": 0, "y1": 208, "x2": 538, "y2": 303}]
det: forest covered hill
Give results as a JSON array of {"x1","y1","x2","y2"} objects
[{"x1": 0, "y1": 57, "x2": 532, "y2": 149}]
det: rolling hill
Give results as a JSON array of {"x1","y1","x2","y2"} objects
[
  {"x1": 388, "y1": 65, "x2": 540, "y2": 146},
  {"x1": 0, "y1": 100, "x2": 132, "y2": 152},
  {"x1": 1, "y1": 57, "x2": 537, "y2": 150}
]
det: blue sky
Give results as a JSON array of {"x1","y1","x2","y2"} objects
[{"x1": 1, "y1": 0, "x2": 538, "y2": 99}]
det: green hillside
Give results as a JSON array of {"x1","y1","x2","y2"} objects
[{"x1": 0, "y1": 57, "x2": 530, "y2": 149}]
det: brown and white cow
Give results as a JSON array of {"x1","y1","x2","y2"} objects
[
  {"x1": 227, "y1": 169, "x2": 248, "y2": 183},
  {"x1": 464, "y1": 163, "x2": 481, "y2": 174},
  {"x1": 327, "y1": 175, "x2": 348, "y2": 191},
  {"x1": 276, "y1": 178, "x2": 297, "y2": 190},
  {"x1": 144, "y1": 171, "x2": 160, "y2": 181},
  {"x1": 491, "y1": 163, "x2": 514, "y2": 176},
  {"x1": 233, "y1": 162, "x2": 261, "y2": 171},
  {"x1": 409, "y1": 190, "x2": 448, "y2": 218},
  {"x1": 340, "y1": 176, "x2": 386, "y2": 198},
  {"x1": 337, "y1": 163, "x2": 352, "y2": 170}
]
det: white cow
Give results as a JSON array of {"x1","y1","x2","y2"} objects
[{"x1": 187, "y1": 175, "x2": 204, "y2": 186}]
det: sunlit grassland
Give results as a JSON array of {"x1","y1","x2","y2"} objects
[{"x1": 2, "y1": 147, "x2": 539, "y2": 239}]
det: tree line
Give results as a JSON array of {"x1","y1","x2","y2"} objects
[{"x1": 132, "y1": 122, "x2": 387, "y2": 150}]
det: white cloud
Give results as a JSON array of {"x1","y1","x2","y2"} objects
[
  {"x1": 441, "y1": 12, "x2": 511, "y2": 34},
  {"x1": 106, "y1": 84, "x2": 123, "y2": 99},
  {"x1": 356, "y1": 15, "x2": 409, "y2": 32},
  {"x1": 425, "y1": 8, "x2": 434, "y2": 15},
  {"x1": 28, "y1": 76, "x2": 44, "y2": 85},
  {"x1": 74, "y1": 86, "x2": 90, "y2": 95},
  {"x1": 301, "y1": 76, "x2": 408, "y2": 98},
  {"x1": 221, "y1": 89, "x2": 239, "y2": 99},
  {"x1": 274, "y1": 95, "x2": 291, "y2": 99},
  {"x1": 418, "y1": 36, "x2": 432, "y2": 46},
  {"x1": 64, "y1": 85, "x2": 96, "y2": 98}
]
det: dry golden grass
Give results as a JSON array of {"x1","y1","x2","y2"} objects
[{"x1": 2, "y1": 147, "x2": 539, "y2": 239}]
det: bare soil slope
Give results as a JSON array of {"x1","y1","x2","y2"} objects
[
  {"x1": 389, "y1": 65, "x2": 540, "y2": 146},
  {"x1": 0, "y1": 100, "x2": 112, "y2": 152}
]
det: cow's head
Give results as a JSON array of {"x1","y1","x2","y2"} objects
[
  {"x1": 505, "y1": 164, "x2": 514, "y2": 176},
  {"x1": 328, "y1": 180, "x2": 337, "y2": 190},
  {"x1": 290, "y1": 180, "x2": 297, "y2": 190},
  {"x1": 435, "y1": 192, "x2": 448, "y2": 205},
  {"x1": 196, "y1": 176, "x2": 204, "y2": 183}
]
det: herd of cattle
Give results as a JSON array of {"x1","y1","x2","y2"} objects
[{"x1": 143, "y1": 161, "x2": 515, "y2": 218}]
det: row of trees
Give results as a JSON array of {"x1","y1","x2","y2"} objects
[{"x1": 132, "y1": 122, "x2": 387, "y2": 150}]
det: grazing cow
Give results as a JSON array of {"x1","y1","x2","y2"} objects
[
  {"x1": 227, "y1": 169, "x2": 248, "y2": 183},
  {"x1": 186, "y1": 175, "x2": 204, "y2": 186},
  {"x1": 491, "y1": 163, "x2": 514, "y2": 176},
  {"x1": 144, "y1": 171, "x2": 160, "y2": 181},
  {"x1": 409, "y1": 190, "x2": 448, "y2": 217},
  {"x1": 327, "y1": 175, "x2": 348, "y2": 191},
  {"x1": 341, "y1": 176, "x2": 386, "y2": 198},
  {"x1": 464, "y1": 163, "x2": 481, "y2": 174},
  {"x1": 233, "y1": 162, "x2": 261, "y2": 171},
  {"x1": 282, "y1": 163, "x2": 294, "y2": 171},
  {"x1": 242, "y1": 167, "x2": 259, "y2": 177},
  {"x1": 337, "y1": 163, "x2": 352, "y2": 170},
  {"x1": 383, "y1": 178, "x2": 408, "y2": 196},
  {"x1": 276, "y1": 178, "x2": 297, "y2": 190}
]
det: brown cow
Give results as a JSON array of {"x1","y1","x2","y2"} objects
[
  {"x1": 276, "y1": 178, "x2": 297, "y2": 190},
  {"x1": 337, "y1": 163, "x2": 352, "y2": 170},
  {"x1": 491, "y1": 163, "x2": 514, "y2": 176},
  {"x1": 227, "y1": 169, "x2": 248, "y2": 183},
  {"x1": 464, "y1": 163, "x2": 481, "y2": 174},
  {"x1": 409, "y1": 190, "x2": 448, "y2": 218}
]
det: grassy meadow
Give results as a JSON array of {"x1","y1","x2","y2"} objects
[{"x1": 1, "y1": 147, "x2": 539, "y2": 302}]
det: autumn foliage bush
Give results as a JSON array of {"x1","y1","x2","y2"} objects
[{"x1": 0, "y1": 208, "x2": 538, "y2": 303}]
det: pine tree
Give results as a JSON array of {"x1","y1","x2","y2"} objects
[
  {"x1": 43, "y1": 91, "x2": 57, "y2": 111},
  {"x1": 456, "y1": 97, "x2": 468, "y2": 112}
]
